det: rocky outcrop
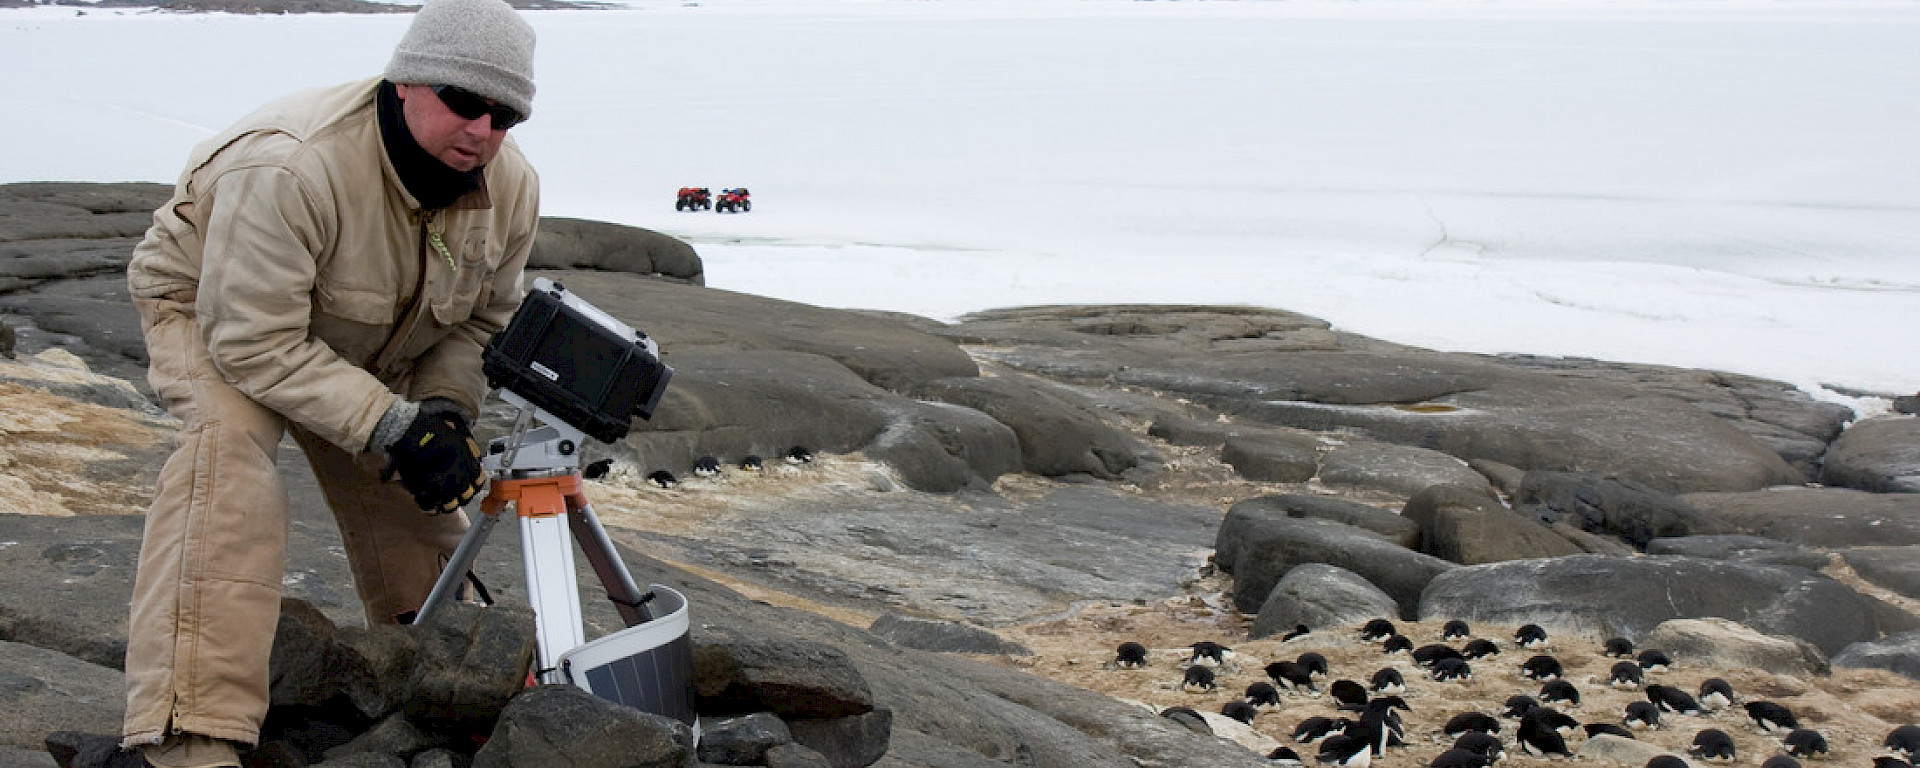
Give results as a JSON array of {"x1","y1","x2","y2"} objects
[
  {"x1": 1683, "y1": 487, "x2": 1920, "y2": 549},
  {"x1": 1832, "y1": 629, "x2": 1920, "y2": 679},
  {"x1": 1642, "y1": 617, "x2": 1829, "y2": 676},
  {"x1": 1249, "y1": 563, "x2": 1399, "y2": 640},
  {"x1": 1216, "y1": 506, "x2": 1456, "y2": 618},
  {"x1": 1511, "y1": 471, "x2": 1733, "y2": 548},
  {"x1": 1821, "y1": 415, "x2": 1920, "y2": 493},
  {"x1": 1401, "y1": 484, "x2": 1581, "y2": 565}
]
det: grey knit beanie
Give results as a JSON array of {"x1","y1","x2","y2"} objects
[{"x1": 384, "y1": 0, "x2": 536, "y2": 121}]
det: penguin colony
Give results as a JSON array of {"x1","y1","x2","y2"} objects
[
  {"x1": 1061, "y1": 616, "x2": 1920, "y2": 768},
  {"x1": 580, "y1": 445, "x2": 816, "y2": 488}
]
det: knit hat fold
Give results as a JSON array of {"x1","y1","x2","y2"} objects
[{"x1": 384, "y1": 0, "x2": 536, "y2": 121}]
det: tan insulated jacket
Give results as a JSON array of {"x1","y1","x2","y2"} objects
[{"x1": 128, "y1": 76, "x2": 539, "y2": 453}]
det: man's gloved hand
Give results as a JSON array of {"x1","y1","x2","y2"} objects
[{"x1": 376, "y1": 398, "x2": 484, "y2": 514}]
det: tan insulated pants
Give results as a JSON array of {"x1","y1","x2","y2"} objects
[{"x1": 123, "y1": 294, "x2": 470, "y2": 747}]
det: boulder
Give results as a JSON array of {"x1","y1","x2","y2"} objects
[
  {"x1": 1683, "y1": 487, "x2": 1920, "y2": 548},
  {"x1": 1576, "y1": 734, "x2": 1691, "y2": 768},
  {"x1": 1646, "y1": 535, "x2": 1830, "y2": 570},
  {"x1": 1642, "y1": 618, "x2": 1829, "y2": 676},
  {"x1": 1821, "y1": 415, "x2": 1920, "y2": 493},
  {"x1": 1234, "y1": 494, "x2": 1419, "y2": 550},
  {"x1": 0, "y1": 642, "x2": 122, "y2": 752},
  {"x1": 1832, "y1": 629, "x2": 1920, "y2": 680},
  {"x1": 913, "y1": 375, "x2": 1150, "y2": 480},
  {"x1": 868, "y1": 615, "x2": 1030, "y2": 656},
  {"x1": 1512, "y1": 471, "x2": 1733, "y2": 548},
  {"x1": 1250, "y1": 563, "x2": 1401, "y2": 640},
  {"x1": 528, "y1": 216, "x2": 703, "y2": 284},
  {"x1": 1220, "y1": 432, "x2": 1319, "y2": 483},
  {"x1": 693, "y1": 628, "x2": 875, "y2": 720},
  {"x1": 698, "y1": 712, "x2": 794, "y2": 766},
  {"x1": 1402, "y1": 484, "x2": 1582, "y2": 565},
  {"x1": 1216, "y1": 509, "x2": 1456, "y2": 618},
  {"x1": 1841, "y1": 546, "x2": 1920, "y2": 599},
  {"x1": 1316, "y1": 439, "x2": 1493, "y2": 499},
  {"x1": 1417, "y1": 554, "x2": 1881, "y2": 656},
  {"x1": 472, "y1": 684, "x2": 692, "y2": 768}
]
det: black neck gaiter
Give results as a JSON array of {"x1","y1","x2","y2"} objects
[{"x1": 377, "y1": 80, "x2": 484, "y2": 211}]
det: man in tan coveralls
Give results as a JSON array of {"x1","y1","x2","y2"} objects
[{"x1": 119, "y1": 0, "x2": 541, "y2": 764}]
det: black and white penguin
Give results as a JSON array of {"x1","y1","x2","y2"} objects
[
  {"x1": 1297, "y1": 652, "x2": 1331, "y2": 678},
  {"x1": 1414, "y1": 644, "x2": 1468, "y2": 669},
  {"x1": 1872, "y1": 757, "x2": 1916, "y2": 768},
  {"x1": 1539, "y1": 679, "x2": 1581, "y2": 709},
  {"x1": 1445, "y1": 712, "x2": 1502, "y2": 737},
  {"x1": 1646, "y1": 684, "x2": 1703, "y2": 716},
  {"x1": 1745, "y1": 701, "x2": 1798, "y2": 734},
  {"x1": 1430, "y1": 747, "x2": 1497, "y2": 768},
  {"x1": 1525, "y1": 707, "x2": 1581, "y2": 736},
  {"x1": 1114, "y1": 641, "x2": 1149, "y2": 668},
  {"x1": 1293, "y1": 716, "x2": 1346, "y2": 744},
  {"x1": 1361, "y1": 697, "x2": 1411, "y2": 747},
  {"x1": 1608, "y1": 661, "x2": 1645, "y2": 690},
  {"x1": 1189, "y1": 641, "x2": 1232, "y2": 667},
  {"x1": 1268, "y1": 661, "x2": 1321, "y2": 695},
  {"x1": 1698, "y1": 678, "x2": 1735, "y2": 711},
  {"x1": 1520, "y1": 654, "x2": 1564, "y2": 681},
  {"x1": 1585, "y1": 723, "x2": 1636, "y2": 740},
  {"x1": 645, "y1": 469, "x2": 678, "y2": 488},
  {"x1": 1347, "y1": 717, "x2": 1396, "y2": 757},
  {"x1": 1382, "y1": 635, "x2": 1414, "y2": 655},
  {"x1": 1330, "y1": 680, "x2": 1370, "y2": 709},
  {"x1": 1360, "y1": 619, "x2": 1397, "y2": 643},
  {"x1": 1223, "y1": 699, "x2": 1259, "y2": 725},
  {"x1": 1689, "y1": 728, "x2": 1737, "y2": 763},
  {"x1": 1462, "y1": 638, "x2": 1502, "y2": 660},
  {"x1": 1370, "y1": 667, "x2": 1406, "y2": 694},
  {"x1": 1269, "y1": 746, "x2": 1306, "y2": 767},
  {"x1": 1181, "y1": 664, "x2": 1218, "y2": 692},
  {"x1": 1442, "y1": 619, "x2": 1473, "y2": 642},
  {"x1": 1281, "y1": 624, "x2": 1312, "y2": 642},
  {"x1": 691, "y1": 455, "x2": 721, "y2": 477},
  {"x1": 1782, "y1": 728, "x2": 1829, "y2": 759},
  {"x1": 739, "y1": 454, "x2": 764, "y2": 472},
  {"x1": 1453, "y1": 731, "x2": 1507, "y2": 761},
  {"x1": 1603, "y1": 637, "x2": 1636, "y2": 658},
  {"x1": 1316, "y1": 733, "x2": 1373, "y2": 768},
  {"x1": 1636, "y1": 648, "x2": 1673, "y2": 671},
  {"x1": 784, "y1": 445, "x2": 814, "y2": 464},
  {"x1": 1761, "y1": 756, "x2": 1802, "y2": 768},
  {"x1": 1501, "y1": 695, "x2": 1539, "y2": 719},
  {"x1": 1886, "y1": 725, "x2": 1920, "y2": 759},
  {"x1": 582, "y1": 458, "x2": 615, "y2": 480},
  {"x1": 1623, "y1": 701, "x2": 1663, "y2": 730},
  {"x1": 1515, "y1": 710, "x2": 1572, "y2": 758},
  {"x1": 1248, "y1": 681, "x2": 1284, "y2": 708},
  {"x1": 1645, "y1": 755, "x2": 1691, "y2": 768},
  {"x1": 1515, "y1": 624, "x2": 1550, "y2": 649},
  {"x1": 1430, "y1": 657, "x2": 1473, "y2": 683}
]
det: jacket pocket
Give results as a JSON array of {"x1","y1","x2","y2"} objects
[
  {"x1": 312, "y1": 282, "x2": 393, "y2": 366},
  {"x1": 429, "y1": 226, "x2": 496, "y2": 326}
]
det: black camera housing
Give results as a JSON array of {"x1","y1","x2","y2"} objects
[{"x1": 482, "y1": 278, "x2": 672, "y2": 443}]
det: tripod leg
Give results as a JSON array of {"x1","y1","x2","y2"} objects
[
  {"x1": 568, "y1": 499, "x2": 657, "y2": 626},
  {"x1": 523, "y1": 512, "x2": 586, "y2": 681},
  {"x1": 414, "y1": 509, "x2": 501, "y2": 626}
]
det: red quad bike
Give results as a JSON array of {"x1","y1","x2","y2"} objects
[
  {"x1": 674, "y1": 187, "x2": 711, "y2": 211},
  {"x1": 715, "y1": 187, "x2": 752, "y2": 213}
]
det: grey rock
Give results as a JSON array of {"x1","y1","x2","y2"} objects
[
  {"x1": 472, "y1": 684, "x2": 692, "y2": 768},
  {"x1": 1512, "y1": 471, "x2": 1732, "y2": 548},
  {"x1": 0, "y1": 514, "x2": 141, "y2": 669},
  {"x1": 1402, "y1": 484, "x2": 1582, "y2": 565},
  {"x1": 1822, "y1": 416, "x2": 1920, "y2": 493},
  {"x1": 1417, "y1": 554, "x2": 1880, "y2": 656},
  {"x1": 862, "y1": 401, "x2": 1023, "y2": 493},
  {"x1": 766, "y1": 742, "x2": 837, "y2": 768},
  {"x1": 868, "y1": 615, "x2": 1030, "y2": 656},
  {"x1": 530, "y1": 216, "x2": 704, "y2": 284},
  {"x1": 1546, "y1": 522, "x2": 1638, "y2": 556},
  {"x1": 1646, "y1": 535, "x2": 1830, "y2": 570},
  {"x1": 1469, "y1": 458, "x2": 1526, "y2": 496},
  {"x1": 1832, "y1": 629, "x2": 1920, "y2": 680},
  {"x1": 323, "y1": 713, "x2": 447, "y2": 764},
  {"x1": 0, "y1": 745, "x2": 54, "y2": 768},
  {"x1": 1219, "y1": 431, "x2": 1319, "y2": 482},
  {"x1": 698, "y1": 712, "x2": 793, "y2": 766},
  {"x1": 1683, "y1": 487, "x2": 1920, "y2": 548},
  {"x1": 1147, "y1": 414, "x2": 1234, "y2": 447},
  {"x1": 1317, "y1": 439, "x2": 1492, "y2": 499},
  {"x1": 408, "y1": 748, "x2": 466, "y2": 768},
  {"x1": 1235, "y1": 494, "x2": 1419, "y2": 549},
  {"x1": 693, "y1": 628, "x2": 874, "y2": 720},
  {"x1": 1642, "y1": 618, "x2": 1828, "y2": 676},
  {"x1": 1841, "y1": 546, "x2": 1920, "y2": 599},
  {"x1": 1159, "y1": 707, "x2": 1212, "y2": 735},
  {"x1": 788, "y1": 709, "x2": 893, "y2": 768},
  {"x1": 314, "y1": 753, "x2": 406, "y2": 768},
  {"x1": 0, "y1": 642, "x2": 121, "y2": 752},
  {"x1": 1250, "y1": 563, "x2": 1400, "y2": 640},
  {"x1": 1217, "y1": 508, "x2": 1457, "y2": 617},
  {"x1": 401, "y1": 602, "x2": 539, "y2": 730},
  {"x1": 1576, "y1": 734, "x2": 1684, "y2": 768},
  {"x1": 913, "y1": 374, "x2": 1150, "y2": 480}
]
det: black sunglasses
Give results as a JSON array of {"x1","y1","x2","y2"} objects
[{"x1": 430, "y1": 84, "x2": 524, "y2": 130}]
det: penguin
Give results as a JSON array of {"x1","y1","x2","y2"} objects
[
  {"x1": 1294, "y1": 716, "x2": 1345, "y2": 744},
  {"x1": 1330, "y1": 680, "x2": 1369, "y2": 709},
  {"x1": 1539, "y1": 679, "x2": 1580, "y2": 708},
  {"x1": 1268, "y1": 661, "x2": 1321, "y2": 695},
  {"x1": 1636, "y1": 648, "x2": 1673, "y2": 671},
  {"x1": 1501, "y1": 695, "x2": 1539, "y2": 719},
  {"x1": 1181, "y1": 665, "x2": 1218, "y2": 692},
  {"x1": 739, "y1": 454, "x2": 765, "y2": 472},
  {"x1": 1697, "y1": 678, "x2": 1735, "y2": 711},
  {"x1": 1604, "y1": 637, "x2": 1636, "y2": 658},
  {"x1": 1361, "y1": 697, "x2": 1412, "y2": 745},
  {"x1": 1297, "y1": 652, "x2": 1331, "y2": 678},
  {"x1": 1515, "y1": 709, "x2": 1573, "y2": 758},
  {"x1": 1608, "y1": 661, "x2": 1645, "y2": 690},
  {"x1": 1872, "y1": 758, "x2": 1915, "y2": 768},
  {"x1": 1515, "y1": 624, "x2": 1550, "y2": 649},
  {"x1": 582, "y1": 458, "x2": 615, "y2": 480},
  {"x1": 1690, "y1": 728, "x2": 1737, "y2": 763},
  {"x1": 1189, "y1": 641, "x2": 1231, "y2": 667},
  {"x1": 1223, "y1": 699, "x2": 1259, "y2": 725},
  {"x1": 1761, "y1": 757, "x2": 1802, "y2": 768},
  {"x1": 1370, "y1": 667, "x2": 1406, "y2": 694},
  {"x1": 1646, "y1": 756, "x2": 1691, "y2": 768},
  {"x1": 1623, "y1": 701, "x2": 1663, "y2": 730},
  {"x1": 1442, "y1": 619, "x2": 1473, "y2": 641},
  {"x1": 691, "y1": 455, "x2": 721, "y2": 477},
  {"x1": 1453, "y1": 731, "x2": 1507, "y2": 761},
  {"x1": 1414, "y1": 644, "x2": 1467, "y2": 669},
  {"x1": 1445, "y1": 712, "x2": 1502, "y2": 737},
  {"x1": 1462, "y1": 638, "x2": 1502, "y2": 660},
  {"x1": 1114, "y1": 641, "x2": 1149, "y2": 668},
  {"x1": 1382, "y1": 635, "x2": 1414, "y2": 655},
  {"x1": 1316, "y1": 733, "x2": 1373, "y2": 768},
  {"x1": 1525, "y1": 707, "x2": 1581, "y2": 736},
  {"x1": 1520, "y1": 654, "x2": 1564, "y2": 681},
  {"x1": 1269, "y1": 746, "x2": 1306, "y2": 767},
  {"x1": 1430, "y1": 747, "x2": 1497, "y2": 768},
  {"x1": 784, "y1": 445, "x2": 814, "y2": 464},
  {"x1": 645, "y1": 469, "x2": 679, "y2": 488},
  {"x1": 1281, "y1": 624, "x2": 1312, "y2": 642},
  {"x1": 1745, "y1": 701, "x2": 1798, "y2": 734},
  {"x1": 1646, "y1": 684, "x2": 1703, "y2": 716},
  {"x1": 1585, "y1": 723, "x2": 1635, "y2": 740},
  {"x1": 1430, "y1": 657, "x2": 1473, "y2": 682},
  {"x1": 1346, "y1": 717, "x2": 1396, "y2": 757},
  {"x1": 1782, "y1": 728, "x2": 1828, "y2": 759},
  {"x1": 1360, "y1": 619, "x2": 1397, "y2": 643},
  {"x1": 1887, "y1": 725, "x2": 1920, "y2": 759},
  {"x1": 1247, "y1": 681, "x2": 1284, "y2": 708}
]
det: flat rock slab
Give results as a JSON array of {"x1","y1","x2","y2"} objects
[
  {"x1": 1682, "y1": 487, "x2": 1920, "y2": 549},
  {"x1": 1840, "y1": 546, "x2": 1920, "y2": 599}
]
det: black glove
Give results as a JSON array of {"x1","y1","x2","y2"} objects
[{"x1": 381, "y1": 404, "x2": 485, "y2": 514}]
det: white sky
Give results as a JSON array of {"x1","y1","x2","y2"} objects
[{"x1": 2, "y1": 0, "x2": 1916, "y2": 398}]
